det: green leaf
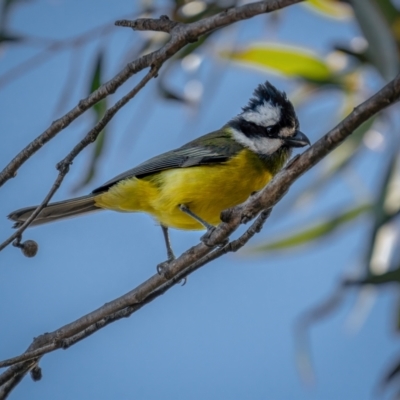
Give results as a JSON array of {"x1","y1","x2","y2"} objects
[
  {"x1": 374, "y1": 0, "x2": 400, "y2": 25},
  {"x1": 73, "y1": 50, "x2": 108, "y2": 192},
  {"x1": 303, "y1": 0, "x2": 352, "y2": 19},
  {"x1": 364, "y1": 147, "x2": 400, "y2": 274},
  {"x1": 251, "y1": 204, "x2": 372, "y2": 252},
  {"x1": 350, "y1": 0, "x2": 399, "y2": 81},
  {"x1": 346, "y1": 268, "x2": 400, "y2": 286},
  {"x1": 90, "y1": 52, "x2": 104, "y2": 105},
  {"x1": 221, "y1": 45, "x2": 335, "y2": 83}
]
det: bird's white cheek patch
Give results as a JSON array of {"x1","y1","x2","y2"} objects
[
  {"x1": 231, "y1": 129, "x2": 283, "y2": 155},
  {"x1": 254, "y1": 137, "x2": 283, "y2": 155}
]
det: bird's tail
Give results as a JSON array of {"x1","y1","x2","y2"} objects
[{"x1": 8, "y1": 194, "x2": 100, "y2": 228}]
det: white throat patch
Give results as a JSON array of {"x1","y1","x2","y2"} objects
[
  {"x1": 231, "y1": 128, "x2": 283, "y2": 156},
  {"x1": 241, "y1": 101, "x2": 281, "y2": 127}
]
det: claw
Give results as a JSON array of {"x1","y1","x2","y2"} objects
[
  {"x1": 178, "y1": 277, "x2": 187, "y2": 286},
  {"x1": 200, "y1": 226, "x2": 216, "y2": 247},
  {"x1": 157, "y1": 261, "x2": 167, "y2": 275},
  {"x1": 157, "y1": 259, "x2": 173, "y2": 279},
  {"x1": 201, "y1": 226, "x2": 229, "y2": 248}
]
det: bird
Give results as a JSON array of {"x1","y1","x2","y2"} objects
[{"x1": 8, "y1": 81, "x2": 309, "y2": 265}]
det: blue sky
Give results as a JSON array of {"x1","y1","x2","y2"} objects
[{"x1": 0, "y1": 1, "x2": 399, "y2": 399}]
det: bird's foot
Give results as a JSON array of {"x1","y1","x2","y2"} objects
[
  {"x1": 157, "y1": 257, "x2": 187, "y2": 285},
  {"x1": 156, "y1": 260, "x2": 167, "y2": 275},
  {"x1": 179, "y1": 277, "x2": 187, "y2": 286},
  {"x1": 157, "y1": 256, "x2": 174, "y2": 279},
  {"x1": 201, "y1": 226, "x2": 229, "y2": 248}
]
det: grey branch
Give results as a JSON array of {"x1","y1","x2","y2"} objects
[
  {"x1": 0, "y1": 2, "x2": 306, "y2": 397},
  {"x1": 0, "y1": 0, "x2": 302, "y2": 189},
  {"x1": 1, "y1": 72, "x2": 399, "y2": 398},
  {"x1": 3, "y1": 0, "x2": 399, "y2": 397},
  {"x1": 115, "y1": 15, "x2": 179, "y2": 32},
  {"x1": 0, "y1": 66, "x2": 160, "y2": 252}
]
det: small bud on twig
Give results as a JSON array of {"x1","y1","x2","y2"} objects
[
  {"x1": 31, "y1": 365, "x2": 42, "y2": 381},
  {"x1": 13, "y1": 237, "x2": 39, "y2": 258}
]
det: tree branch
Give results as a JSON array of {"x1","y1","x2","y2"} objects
[
  {"x1": 1, "y1": 73, "x2": 399, "y2": 398},
  {"x1": 116, "y1": 15, "x2": 179, "y2": 32},
  {"x1": 0, "y1": 209, "x2": 272, "y2": 371},
  {"x1": 0, "y1": 66, "x2": 160, "y2": 253},
  {"x1": 0, "y1": 0, "x2": 303, "y2": 188}
]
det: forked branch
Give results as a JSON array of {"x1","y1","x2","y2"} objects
[{"x1": 1, "y1": 72, "x2": 399, "y2": 399}]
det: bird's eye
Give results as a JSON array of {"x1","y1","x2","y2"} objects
[{"x1": 265, "y1": 126, "x2": 274, "y2": 137}]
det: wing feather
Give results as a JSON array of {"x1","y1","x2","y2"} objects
[{"x1": 92, "y1": 129, "x2": 241, "y2": 194}]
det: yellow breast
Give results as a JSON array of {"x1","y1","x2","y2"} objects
[{"x1": 94, "y1": 149, "x2": 276, "y2": 230}]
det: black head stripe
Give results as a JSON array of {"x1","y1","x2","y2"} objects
[{"x1": 230, "y1": 119, "x2": 279, "y2": 139}]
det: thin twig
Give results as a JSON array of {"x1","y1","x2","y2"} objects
[
  {"x1": 116, "y1": 15, "x2": 179, "y2": 32},
  {"x1": 0, "y1": 0, "x2": 303, "y2": 188},
  {"x1": 0, "y1": 74, "x2": 399, "y2": 397},
  {"x1": 0, "y1": 66, "x2": 159, "y2": 252},
  {"x1": 0, "y1": 209, "x2": 272, "y2": 370},
  {"x1": 0, "y1": 76, "x2": 399, "y2": 397},
  {"x1": 3, "y1": 3, "x2": 399, "y2": 398}
]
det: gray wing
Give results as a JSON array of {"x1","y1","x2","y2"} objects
[{"x1": 92, "y1": 146, "x2": 229, "y2": 194}]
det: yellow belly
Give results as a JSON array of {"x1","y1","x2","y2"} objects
[{"x1": 94, "y1": 149, "x2": 274, "y2": 230}]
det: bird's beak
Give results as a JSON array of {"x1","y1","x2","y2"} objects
[{"x1": 285, "y1": 130, "x2": 310, "y2": 148}]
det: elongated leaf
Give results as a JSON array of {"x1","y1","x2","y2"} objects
[
  {"x1": 90, "y1": 52, "x2": 106, "y2": 116},
  {"x1": 346, "y1": 268, "x2": 400, "y2": 286},
  {"x1": 364, "y1": 145, "x2": 400, "y2": 274},
  {"x1": 251, "y1": 204, "x2": 372, "y2": 252},
  {"x1": 303, "y1": 0, "x2": 352, "y2": 19},
  {"x1": 221, "y1": 45, "x2": 335, "y2": 83},
  {"x1": 73, "y1": 50, "x2": 107, "y2": 191},
  {"x1": 349, "y1": 0, "x2": 399, "y2": 81},
  {"x1": 374, "y1": 0, "x2": 400, "y2": 25}
]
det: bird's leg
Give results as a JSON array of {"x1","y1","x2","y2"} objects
[
  {"x1": 157, "y1": 225, "x2": 176, "y2": 276},
  {"x1": 161, "y1": 225, "x2": 175, "y2": 262},
  {"x1": 179, "y1": 204, "x2": 214, "y2": 230},
  {"x1": 157, "y1": 226, "x2": 186, "y2": 285},
  {"x1": 179, "y1": 204, "x2": 227, "y2": 247}
]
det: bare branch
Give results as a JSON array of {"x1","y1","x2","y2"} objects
[
  {"x1": 0, "y1": 66, "x2": 159, "y2": 253},
  {"x1": 0, "y1": 209, "x2": 272, "y2": 371},
  {"x1": 1, "y1": 74, "x2": 399, "y2": 397},
  {"x1": 116, "y1": 15, "x2": 179, "y2": 32},
  {"x1": 0, "y1": 365, "x2": 34, "y2": 399},
  {"x1": 5, "y1": 2, "x2": 399, "y2": 397},
  {"x1": 0, "y1": 0, "x2": 303, "y2": 188}
]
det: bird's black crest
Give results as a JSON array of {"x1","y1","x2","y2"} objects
[
  {"x1": 240, "y1": 81, "x2": 299, "y2": 131},
  {"x1": 242, "y1": 81, "x2": 289, "y2": 112}
]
